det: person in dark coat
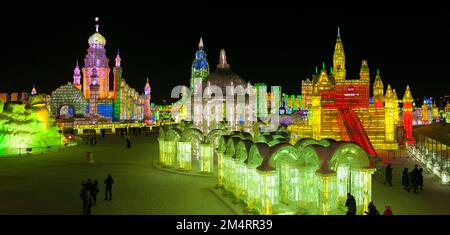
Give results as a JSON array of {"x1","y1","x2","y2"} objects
[
  {"x1": 345, "y1": 193, "x2": 357, "y2": 215},
  {"x1": 126, "y1": 136, "x2": 131, "y2": 149},
  {"x1": 104, "y1": 174, "x2": 114, "y2": 201},
  {"x1": 418, "y1": 168, "x2": 424, "y2": 190},
  {"x1": 384, "y1": 164, "x2": 393, "y2": 186},
  {"x1": 91, "y1": 180, "x2": 99, "y2": 205},
  {"x1": 84, "y1": 178, "x2": 93, "y2": 191},
  {"x1": 407, "y1": 165, "x2": 419, "y2": 194},
  {"x1": 80, "y1": 185, "x2": 93, "y2": 215},
  {"x1": 402, "y1": 168, "x2": 409, "y2": 190},
  {"x1": 365, "y1": 202, "x2": 379, "y2": 215}
]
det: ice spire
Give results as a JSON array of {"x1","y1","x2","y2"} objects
[
  {"x1": 199, "y1": 37, "x2": 204, "y2": 49},
  {"x1": 218, "y1": 49, "x2": 229, "y2": 69},
  {"x1": 95, "y1": 17, "x2": 99, "y2": 32},
  {"x1": 115, "y1": 49, "x2": 121, "y2": 67}
]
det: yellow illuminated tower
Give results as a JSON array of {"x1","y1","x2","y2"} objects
[
  {"x1": 316, "y1": 65, "x2": 335, "y2": 106},
  {"x1": 317, "y1": 66, "x2": 334, "y2": 91},
  {"x1": 301, "y1": 78, "x2": 312, "y2": 108},
  {"x1": 445, "y1": 102, "x2": 450, "y2": 124},
  {"x1": 384, "y1": 85, "x2": 395, "y2": 143},
  {"x1": 432, "y1": 102, "x2": 439, "y2": 119},
  {"x1": 311, "y1": 83, "x2": 322, "y2": 140},
  {"x1": 392, "y1": 89, "x2": 400, "y2": 125},
  {"x1": 359, "y1": 60, "x2": 370, "y2": 82},
  {"x1": 373, "y1": 69, "x2": 384, "y2": 108},
  {"x1": 422, "y1": 102, "x2": 429, "y2": 124},
  {"x1": 333, "y1": 27, "x2": 346, "y2": 82}
]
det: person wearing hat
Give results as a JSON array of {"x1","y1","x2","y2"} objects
[
  {"x1": 383, "y1": 206, "x2": 393, "y2": 215},
  {"x1": 365, "y1": 202, "x2": 380, "y2": 215}
]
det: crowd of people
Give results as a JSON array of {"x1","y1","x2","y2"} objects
[
  {"x1": 343, "y1": 162, "x2": 426, "y2": 215},
  {"x1": 384, "y1": 163, "x2": 424, "y2": 194},
  {"x1": 81, "y1": 126, "x2": 152, "y2": 147},
  {"x1": 118, "y1": 127, "x2": 150, "y2": 137},
  {"x1": 82, "y1": 133, "x2": 97, "y2": 147},
  {"x1": 80, "y1": 174, "x2": 114, "y2": 215},
  {"x1": 82, "y1": 129, "x2": 136, "y2": 149}
]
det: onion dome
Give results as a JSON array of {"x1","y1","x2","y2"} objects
[
  {"x1": 201, "y1": 49, "x2": 246, "y2": 92},
  {"x1": 88, "y1": 17, "x2": 106, "y2": 45}
]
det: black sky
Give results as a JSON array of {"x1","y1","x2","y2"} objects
[{"x1": 0, "y1": 6, "x2": 449, "y2": 104}]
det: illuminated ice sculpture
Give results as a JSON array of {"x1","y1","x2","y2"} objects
[{"x1": 217, "y1": 135, "x2": 375, "y2": 215}]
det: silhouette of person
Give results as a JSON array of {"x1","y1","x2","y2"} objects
[
  {"x1": 92, "y1": 180, "x2": 99, "y2": 205},
  {"x1": 407, "y1": 165, "x2": 419, "y2": 194},
  {"x1": 402, "y1": 168, "x2": 409, "y2": 190},
  {"x1": 80, "y1": 185, "x2": 93, "y2": 215},
  {"x1": 104, "y1": 174, "x2": 114, "y2": 201},
  {"x1": 85, "y1": 178, "x2": 93, "y2": 191},
  {"x1": 126, "y1": 136, "x2": 131, "y2": 149},
  {"x1": 418, "y1": 168, "x2": 424, "y2": 190},
  {"x1": 365, "y1": 202, "x2": 379, "y2": 215},
  {"x1": 345, "y1": 193, "x2": 357, "y2": 215},
  {"x1": 384, "y1": 164, "x2": 393, "y2": 186}
]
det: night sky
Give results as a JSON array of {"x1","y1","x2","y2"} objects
[{"x1": 0, "y1": 6, "x2": 449, "y2": 104}]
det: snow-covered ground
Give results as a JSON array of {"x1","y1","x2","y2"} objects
[
  {"x1": 0, "y1": 134, "x2": 232, "y2": 215},
  {"x1": 0, "y1": 133, "x2": 449, "y2": 215}
]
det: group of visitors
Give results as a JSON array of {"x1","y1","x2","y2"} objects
[
  {"x1": 345, "y1": 193, "x2": 393, "y2": 215},
  {"x1": 343, "y1": 162, "x2": 425, "y2": 216},
  {"x1": 80, "y1": 174, "x2": 114, "y2": 215},
  {"x1": 119, "y1": 127, "x2": 146, "y2": 137},
  {"x1": 402, "y1": 164, "x2": 424, "y2": 194},
  {"x1": 384, "y1": 163, "x2": 424, "y2": 194},
  {"x1": 80, "y1": 179, "x2": 99, "y2": 215}
]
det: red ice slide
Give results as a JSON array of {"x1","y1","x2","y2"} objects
[{"x1": 338, "y1": 108, "x2": 377, "y2": 157}]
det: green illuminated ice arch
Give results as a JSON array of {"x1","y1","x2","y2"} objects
[
  {"x1": 156, "y1": 126, "x2": 376, "y2": 215},
  {"x1": 217, "y1": 136, "x2": 375, "y2": 215}
]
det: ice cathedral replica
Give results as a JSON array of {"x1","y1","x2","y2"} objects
[
  {"x1": 172, "y1": 38, "x2": 266, "y2": 134},
  {"x1": 50, "y1": 18, "x2": 151, "y2": 124}
]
